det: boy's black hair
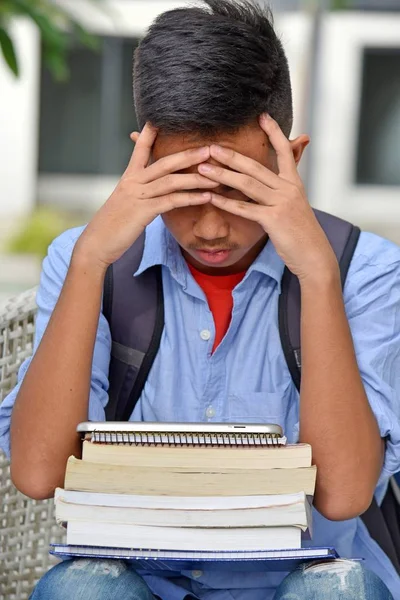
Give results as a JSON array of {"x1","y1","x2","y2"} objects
[{"x1": 133, "y1": 0, "x2": 293, "y2": 137}]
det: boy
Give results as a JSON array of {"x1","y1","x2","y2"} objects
[{"x1": 1, "y1": 1, "x2": 400, "y2": 598}]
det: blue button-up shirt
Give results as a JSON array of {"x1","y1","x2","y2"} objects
[{"x1": 1, "y1": 217, "x2": 400, "y2": 599}]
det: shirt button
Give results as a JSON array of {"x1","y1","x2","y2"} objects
[
  {"x1": 200, "y1": 329, "x2": 211, "y2": 341},
  {"x1": 192, "y1": 570, "x2": 203, "y2": 579},
  {"x1": 206, "y1": 406, "x2": 215, "y2": 418}
]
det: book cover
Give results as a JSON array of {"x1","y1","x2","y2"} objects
[{"x1": 50, "y1": 544, "x2": 339, "y2": 572}]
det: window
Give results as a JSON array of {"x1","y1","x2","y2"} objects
[
  {"x1": 356, "y1": 48, "x2": 400, "y2": 186},
  {"x1": 349, "y1": 0, "x2": 400, "y2": 10},
  {"x1": 38, "y1": 38, "x2": 140, "y2": 176}
]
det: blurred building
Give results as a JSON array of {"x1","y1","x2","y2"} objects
[{"x1": 0, "y1": 0, "x2": 400, "y2": 242}]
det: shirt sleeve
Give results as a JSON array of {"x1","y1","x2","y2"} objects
[
  {"x1": 344, "y1": 232, "x2": 400, "y2": 499},
  {"x1": 0, "y1": 226, "x2": 111, "y2": 459}
]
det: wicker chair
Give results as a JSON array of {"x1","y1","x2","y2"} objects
[{"x1": 0, "y1": 288, "x2": 65, "y2": 600}]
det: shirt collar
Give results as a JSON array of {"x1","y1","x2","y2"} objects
[
  {"x1": 246, "y1": 238, "x2": 285, "y2": 293},
  {"x1": 135, "y1": 217, "x2": 188, "y2": 287},
  {"x1": 135, "y1": 217, "x2": 285, "y2": 292}
]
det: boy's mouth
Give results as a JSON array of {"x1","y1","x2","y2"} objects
[{"x1": 194, "y1": 249, "x2": 232, "y2": 265}]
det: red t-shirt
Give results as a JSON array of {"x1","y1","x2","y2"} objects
[{"x1": 188, "y1": 263, "x2": 246, "y2": 352}]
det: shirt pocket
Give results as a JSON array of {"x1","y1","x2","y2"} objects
[{"x1": 227, "y1": 391, "x2": 288, "y2": 429}]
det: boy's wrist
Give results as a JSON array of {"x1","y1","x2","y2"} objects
[
  {"x1": 70, "y1": 247, "x2": 109, "y2": 281},
  {"x1": 298, "y1": 261, "x2": 341, "y2": 295}
]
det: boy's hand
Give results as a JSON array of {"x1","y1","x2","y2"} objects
[
  {"x1": 198, "y1": 114, "x2": 338, "y2": 284},
  {"x1": 75, "y1": 123, "x2": 217, "y2": 270}
]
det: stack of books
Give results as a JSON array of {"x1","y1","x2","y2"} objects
[{"x1": 54, "y1": 422, "x2": 319, "y2": 558}]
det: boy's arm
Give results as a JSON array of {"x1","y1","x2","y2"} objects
[
  {"x1": 199, "y1": 115, "x2": 395, "y2": 520},
  {"x1": 299, "y1": 266, "x2": 386, "y2": 520},
  {"x1": 9, "y1": 126, "x2": 216, "y2": 499},
  {"x1": 10, "y1": 244, "x2": 109, "y2": 499}
]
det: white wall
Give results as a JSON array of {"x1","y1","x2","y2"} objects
[
  {"x1": 55, "y1": 0, "x2": 187, "y2": 37},
  {"x1": 0, "y1": 19, "x2": 40, "y2": 219},
  {"x1": 309, "y1": 12, "x2": 400, "y2": 241},
  {"x1": 274, "y1": 12, "x2": 313, "y2": 138}
]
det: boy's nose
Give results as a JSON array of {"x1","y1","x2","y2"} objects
[{"x1": 192, "y1": 203, "x2": 229, "y2": 242}]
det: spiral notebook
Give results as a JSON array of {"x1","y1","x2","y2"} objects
[
  {"x1": 50, "y1": 544, "x2": 339, "y2": 572},
  {"x1": 77, "y1": 421, "x2": 287, "y2": 447}
]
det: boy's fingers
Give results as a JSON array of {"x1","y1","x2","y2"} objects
[
  {"x1": 143, "y1": 146, "x2": 211, "y2": 183},
  {"x1": 142, "y1": 173, "x2": 219, "y2": 199},
  {"x1": 259, "y1": 114, "x2": 298, "y2": 181},
  {"x1": 197, "y1": 163, "x2": 271, "y2": 206},
  {"x1": 130, "y1": 132, "x2": 140, "y2": 143},
  {"x1": 153, "y1": 192, "x2": 211, "y2": 216},
  {"x1": 209, "y1": 144, "x2": 280, "y2": 190},
  {"x1": 210, "y1": 193, "x2": 266, "y2": 224},
  {"x1": 126, "y1": 123, "x2": 158, "y2": 172}
]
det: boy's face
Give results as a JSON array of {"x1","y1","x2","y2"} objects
[{"x1": 152, "y1": 122, "x2": 297, "y2": 274}]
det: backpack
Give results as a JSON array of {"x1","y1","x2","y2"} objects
[{"x1": 102, "y1": 208, "x2": 400, "y2": 573}]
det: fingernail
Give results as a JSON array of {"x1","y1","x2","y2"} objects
[
  {"x1": 202, "y1": 192, "x2": 212, "y2": 199},
  {"x1": 199, "y1": 163, "x2": 213, "y2": 172},
  {"x1": 211, "y1": 144, "x2": 223, "y2": 153},
  {"x1": 198, "y1": 148, "x2": 210, "y2": 160}
]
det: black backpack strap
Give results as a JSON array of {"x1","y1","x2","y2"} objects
[
  {"x1": 103, "y1": 232, "x2": 164, "y2": 421},
  {"x1": 278, "y1": 211, "x2": 400, "y2": 574},
  {"x1": 278, "y1": 209, "x2": 361, "y2": 392}
]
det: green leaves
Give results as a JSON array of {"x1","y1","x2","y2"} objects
[
  {"x1": 0, "y1": 26, "x2": 18, "y2": 76},
  {"x1": 72, "y1": 21, "x2": 100, "y2": 52},
  {"x1": 0, "y1": 0, "x2": 100, "y2": 81}
]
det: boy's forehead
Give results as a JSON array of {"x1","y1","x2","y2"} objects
[{"x1": 152, "y1": 123, "x2": 271, "y2": 165}]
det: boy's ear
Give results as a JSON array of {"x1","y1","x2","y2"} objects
[{"x1": 290, "y1": 134, "x2": 310, "y2": 166}]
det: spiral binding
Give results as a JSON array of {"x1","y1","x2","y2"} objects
[{"x1": 89, "y1": 431, "x2": 286, "y2": 447}]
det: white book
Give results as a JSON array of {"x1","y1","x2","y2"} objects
[
  {"x1": 55, "y1": 489, "x2": 312, "y2": 531},
  {"x1": 65, "y1": 457, "x2": 317, "y2": 496},
  {"x1": 67, "y1": 521, "x2": 303, "y2": 551}
]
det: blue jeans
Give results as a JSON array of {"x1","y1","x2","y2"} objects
[{"x1": 29, "y1": 558, "x2": 394, "y2": 600}]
